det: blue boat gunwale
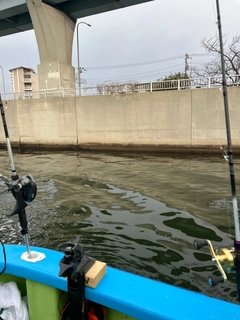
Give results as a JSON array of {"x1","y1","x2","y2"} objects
[{"x1": 0, "y1": 244, "x2": 239, "y2": 320}]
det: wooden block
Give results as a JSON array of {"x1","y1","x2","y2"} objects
[{"x1": 85, "y1": 260, "x2": 106, "y2": 288}]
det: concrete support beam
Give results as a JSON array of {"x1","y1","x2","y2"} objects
[{"x1": 26, "y1": 0, "x2": 75, "y2": 90}]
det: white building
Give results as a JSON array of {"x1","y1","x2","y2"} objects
[{"x1": 9, "y1": 67, "x2": 39, "y2": 99}]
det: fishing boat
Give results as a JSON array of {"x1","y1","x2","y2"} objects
[{"x1": 0, "y1": 1, "x2": 240, "y2": 319}]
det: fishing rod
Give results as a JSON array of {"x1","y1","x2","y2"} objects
[
  {"x1": 0, "y1": 94, "x2": 37, "y2": 258},
  {"x1": 194, "y1": 0, "x2": 240, "y2": 301},
  {"x1": 216, "y1": 0, "x2": 240, "y2": 300},
  {"x1": 215, "y1": 0, "x2": 240, "y2": 243}
]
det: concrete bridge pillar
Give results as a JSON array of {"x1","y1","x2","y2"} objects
[{"x1": 26, "y1": 0, "x2": 75, "y2": 90}]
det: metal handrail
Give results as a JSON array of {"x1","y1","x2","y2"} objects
[{"x1": 3, "y1": 75, "x2": 240, "y2": 100}]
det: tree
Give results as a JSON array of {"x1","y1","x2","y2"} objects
[
  {"x1": 158, "y1": 72, "x2": 189, "y2": 81},
  {"x1": 155, "y1": 72, "x2": 189, "y2": 91},
  {"x1": 191, "y1": 34, "x2": 240, "y2": 84}
]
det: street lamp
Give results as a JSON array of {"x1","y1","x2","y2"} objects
[
  {"x1": 0, "y1": 66, "x2": 6, "y2": 101},
  {"x1": 76, "y1": 21, "x2": 91, "y2": 95}
]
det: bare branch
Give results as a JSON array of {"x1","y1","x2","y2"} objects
[{"x1": 193, "y1": 33, "x2": 240, "y2": 82}]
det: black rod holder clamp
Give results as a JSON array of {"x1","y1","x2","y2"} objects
[{"x1": 58, "y1": 242, "x2": 95, "y2": 320}]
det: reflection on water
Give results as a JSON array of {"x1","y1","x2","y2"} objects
[{"x1": 0, "y1": 150, "x2": 239, "y2": 303}]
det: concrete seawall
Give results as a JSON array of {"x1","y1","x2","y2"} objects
[{"x1": 1, "y1": 87, "x2": 240, "y2": 153}]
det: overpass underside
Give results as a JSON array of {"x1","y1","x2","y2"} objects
[{"x1": 0, "y1": 0, "x2": 153, "y2": 90}]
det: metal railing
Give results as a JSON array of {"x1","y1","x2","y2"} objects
[{"x1": 3, "y1": 75, "x2": 240, "y2": 100}]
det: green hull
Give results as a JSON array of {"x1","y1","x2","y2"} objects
[{"x1": 0, "y1": 274, "x2": 135, "y2": 320}]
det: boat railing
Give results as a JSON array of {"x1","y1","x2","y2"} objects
[{"x1": 3, "y1": 74, "x2": 240, "y2": 100}]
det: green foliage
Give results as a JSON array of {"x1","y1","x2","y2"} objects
[
  {"x1": 154, "y1": 72, "x2": 190, "y2": 91},
  {"x1": 159, "y1": 72, "x2": 189, "y2": 82}
]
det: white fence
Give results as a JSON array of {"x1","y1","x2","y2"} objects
[{"x1": 2, "y1": 75, "x2": 240, "y2": 100}]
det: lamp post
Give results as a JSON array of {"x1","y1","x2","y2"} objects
[
  {"x1": 0, "y1": 66, "x2": 6, "y2": 101},
  {"x1": 76, "y1": 21, "x2": 91, "y2": 96}
]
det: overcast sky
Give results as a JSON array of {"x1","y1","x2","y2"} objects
[{"x1": 0, "y1": 0, "x2": 239, "y2": 92}]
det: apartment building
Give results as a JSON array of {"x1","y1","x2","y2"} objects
[{"x1": 10, "y1": 66, "x2": 39, "y2": 99}]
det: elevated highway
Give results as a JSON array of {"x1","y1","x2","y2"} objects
[{"x1": 0, "y1": 0, "x2": 152, "y2": 37}]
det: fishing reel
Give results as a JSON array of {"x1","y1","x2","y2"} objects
[
  {"x1": 194, "y1": 239, "x2": 235, "y2": 286},
  {"x1": 0, "y1": 174, "x2": 37, "y2": 235},
  {"x1": 0, "y1": 174, "x2": 37, "y2": 214}
]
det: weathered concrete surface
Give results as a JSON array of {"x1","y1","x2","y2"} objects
[
  {"x1": 26, "y1": 0, "x2": 75, "y2": 90},
  {"x1": 13, "y1": 97, "x2": 77, "y2": 146},
  {"x1": 1, "y1": 87, "x2": 240, "y2": 154},
  {"x1": 77, "y1": 90, "x2": 192, "y2": 146}
]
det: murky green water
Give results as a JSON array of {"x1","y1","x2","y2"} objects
[{"x1": 0, "y1": 150, "x2": 239, "y2": 303}]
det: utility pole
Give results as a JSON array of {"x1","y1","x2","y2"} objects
[
  {"x1": 76, "y1": 21, "x2": 91, "y2": 96},
  {"x1": 185, "y1": 53, "x2": 190, "y2": 76},
  {"x1": 0, "y1": 66, "x2": 6, "y2": 101}
]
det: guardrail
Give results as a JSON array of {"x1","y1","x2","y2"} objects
[{"x1": 2, "y1": 75, "x2": 240, "y2": 100}]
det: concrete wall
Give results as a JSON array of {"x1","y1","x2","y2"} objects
[
  {"x1": 77, "y1": 90, "x2": 192, "y2": 148},
  {"x1": 1, "y1": 87, "x2": 240, "y2": 153}
]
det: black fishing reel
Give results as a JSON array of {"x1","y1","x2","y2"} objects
[
  {"x1": 11, "y1": 175, "x2": 37, "y2": 203},
  {"x1": 193, "y1": 239, "x2": 235, "y2": 286},
  {"x1": 0, "y1": 174, "x2": 37, "y2": 235},
  {"x1": 0, "y1": 174, "x2": 37, "y2": 215}
]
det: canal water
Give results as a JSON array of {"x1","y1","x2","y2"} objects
[{"x1": 0, "y1": 149, "x2": 239, "y2": 303}]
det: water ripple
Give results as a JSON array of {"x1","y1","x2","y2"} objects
[{"x1": 0, "y1": 151, "x2": 238, "y2": 302}]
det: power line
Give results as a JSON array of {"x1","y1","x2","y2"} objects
[
  {"x1": 85, "y1": 53, "x2": 213, "y2": 71},
  {"x1": 83, "y1": 63, "x2": 184, "y2": 81},
  {"x1": 83, "y1": 66, "x2": 185, "y2": 85},
  {"x1": 81, "y1": 53, "x2": 215, "y2": 85}
]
